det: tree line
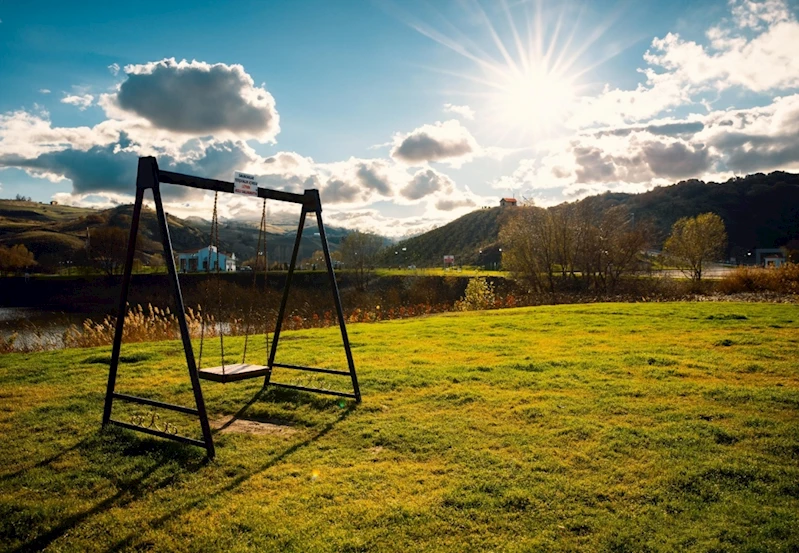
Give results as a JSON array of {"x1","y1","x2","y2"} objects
[{"x1": 499, "y1": 203, "x2": 729, "y2": 294}]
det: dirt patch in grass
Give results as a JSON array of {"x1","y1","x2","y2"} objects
[{"x1": 212, "y1": 416, "x2": 297, "y2": 435}]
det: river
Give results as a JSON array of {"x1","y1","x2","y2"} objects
[{"x1": 0, "y1": 307, "x2": 111, "y2": 350}]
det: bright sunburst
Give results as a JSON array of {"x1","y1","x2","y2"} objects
[
  {"x1": 403, "y1": 0, "x2": 617, "y2": 142},
  {"x1": 489, "y1": 62, "x2": 576, "y2": 138}
]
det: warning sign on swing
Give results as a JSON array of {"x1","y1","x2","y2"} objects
[{"x1": 233, "y1": 171, "x2": 259, "y2": 196}]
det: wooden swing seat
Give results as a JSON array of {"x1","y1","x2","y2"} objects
[{"x1": 198, "y1": 363, "x2": 271, "y2": 383}]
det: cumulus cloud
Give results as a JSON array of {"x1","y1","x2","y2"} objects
[
  {"x1": 0, "y1": 111, "x2": 115, "y2": 158},
  {"x1": 401, "y1": 168, "x2": 454, "y2": 200},
  {"x1": 496, "y1": 88, "x2": 799, "y2": 205},
  {"x1": 172, "y1": 140, "x2": 258, "y2": 181},
  {"x1": 434, "y1": 196, "x2": 476, "y2": 211},
  {"x1": 592, "y1": 120, "x2": 705, "y2": 138},
  {"x1": 569, "y1": 0, "x2": 799, "y2": 128},
  {"x1": 61, "y1": 94, "x2": 94, "y2": 110},
  {"x1": 103, "y1": 58, "x2": 280, "y2": 142},
  {"x1": 642, "y1": 141, "x2": 711, "y2": 178},
  {"x1": 4, "y1": 134, "x2": 139, "y2": 194},
  {"x1": 702, "y1": 93, "x2": 799, "y2": 173},
  {"x1": 391, "y1": 119, "x2": 478, "y2": 166},
  {"x1": 108, "y1": 63, "x2": 120, "y2": 76},
  {"x1": 443, "y1": 103, "x2": 475, "y2": 120},
  {"x1": 731, "y1": 0, "x2": 792, "y2": 29},
  {"x1": 321, "y1": 158, "x2": 409, "y2": 204}
]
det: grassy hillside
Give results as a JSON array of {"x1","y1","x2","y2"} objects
[
  {"x1": 386, "y1": 171, "x2": 799, "y2": 267},
  {"x1": 386, "y1": 207, "x2": 508, "y2": 267},
  {"x1": 583, "y1": 171, "x2": 799, "y2": 258},
  {"x1": 1, "y1": 302, "x2": 797, "y2": 552},
  {"x1": 0, "y1": 200, "x2": 351, "y2": 268}
]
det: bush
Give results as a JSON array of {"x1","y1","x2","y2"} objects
[
  {"x1": 455, "y1": 277, "x2": 496, "y2": 311},
  {"x1": 718, "y1": 264, "x2": 799, "y2": 295}
]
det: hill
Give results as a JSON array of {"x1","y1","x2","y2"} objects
[
  {"x1": 0, "y1": 200, "x2": 351, "y2": 269},
  {"x1": 391, "y1": 171, "x2": 799, "y2": 267},
  {"x1": 381, "y1": 207, "x2": 508, "y2": 268}
]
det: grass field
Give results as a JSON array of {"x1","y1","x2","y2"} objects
[
  {"x1": 375, "y1": 267, "x2": 507, "y2": 277},
  {"x1": 1, "y1": 302, "x2": 798, "y2": 552}
]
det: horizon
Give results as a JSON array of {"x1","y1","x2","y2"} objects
[{"x1": 1, "y1": 0, "x2": 799, "y2": 237}]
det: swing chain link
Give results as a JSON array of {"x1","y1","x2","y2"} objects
[{"x1": 242, "y1": 198, "x2": 269, "y2": 364}]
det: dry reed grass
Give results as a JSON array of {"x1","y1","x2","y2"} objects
[{"x1": 718, "y1": 263, "x2": 799, "y2": 295}]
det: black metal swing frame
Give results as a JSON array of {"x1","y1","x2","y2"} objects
[{"x1": 102, "y1": 156, "x2": 361, "y2": 458}]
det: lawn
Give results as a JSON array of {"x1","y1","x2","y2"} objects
[
  {"x1": 1, "y1": 302, "x2": 798, "y2": 552},
  {"x1": 375, "y1": 267, "x2": 507, "y2": 278}
]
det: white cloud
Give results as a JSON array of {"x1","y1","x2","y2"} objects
[
  {"x1": 391, "y1": 119, "x2": 479, "y2": 166},
  {"x1": 569, "y1": 0, "x2": 799, "y2": 128},
  {"x1": 443, "y1": 103, "x2": 475, "y2": 120},
  {"x1": 731, "y1": 0, "x2": 792, "y2": 29},
  {"x1": 496, "y1": 88, "x2": 799, "y2": 205},
  {"x1": 108, "y1": 63, "x2": 120, "y2": 76},
  {"x1": 61, "y1": 94, "x2": 94, "y2": 110},
  {"x1": 701, "y1": 93, "x2": 799, "y2": 173},
  {"x1": 101, "y1": 58, "x2": 280, "y2": 142},
  {"x1": 401, "y1": 168, "x2": 455, "y2": 200},
  {"x1": 39, "y1": 89, "x2": 51, "y2": 94},
  {"x1": 0, "y1": 111, "x2": 114, "y2": 158}
]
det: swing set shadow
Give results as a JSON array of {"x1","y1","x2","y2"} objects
[{"x1": 102, "y1": 156, "x2": 361, "y2": 459}]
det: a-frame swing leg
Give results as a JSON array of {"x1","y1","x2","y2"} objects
[
  {"x1": 316, "y1": 208, "x2": 361, "y2": 401},
  {"x1": 102, "y1": 157, "x2": 215, "y2": 458},
  {"x1": 265, "y1": 193, "x2": 361, "y2": 401},
  {"x1": 266, "y1": 206, "x2": 307, "y2": 376}
]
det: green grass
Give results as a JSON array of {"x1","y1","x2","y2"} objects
[
  {"x1": 1, "y1": 302, "x2": 798, "y2": 552},
  {"x1": 375, "y1": 267, "x2": 507, "y2": 277}
]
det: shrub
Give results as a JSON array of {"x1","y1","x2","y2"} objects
[
  {"x1": 718, "y1": 264, "x2": 799, "y2": 295},
  {"x1": 455, "y1": 277, "x2": 496, "y2": 311}
]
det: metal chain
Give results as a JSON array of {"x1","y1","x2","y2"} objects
[
  {"x1": 242, "y1": 198, "x2": 266, "y2": 363},
  {"x1": 198, "y1": 192, "x2": 219, "y2": 370},
  {"x1": 212, "y1": 192, "x2": 225, "y2": 373}
]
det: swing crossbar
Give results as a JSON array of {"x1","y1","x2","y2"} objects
[
  {"x1": 198, "y1": 363, "x2": 272, "y2": 383},
  {"x1": 107, "y1": 419, "x2": 207, "y2": 448},
  {"x1": 158, "y1": 170, "x2": 314, "y2": 207},
  {"x1": 112, "y1": 392, "x2": 200, "y2": 416},
  {"x1": 268, "y1": 382, "x2": 358, "y2": 399}
]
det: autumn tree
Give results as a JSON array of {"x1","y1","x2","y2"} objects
[
  {"x1": 339, "y1": 230, "x2": 383, "y2": 290},
  {"x1": 0, "y1": 244, "x2": 36, "y2": 275},
  {"x1": 663, "y1": 212, "x2": 727, "y2": 281},
  {"x1": 89, "y1": 226, "x2": 129, "y2": 276}
]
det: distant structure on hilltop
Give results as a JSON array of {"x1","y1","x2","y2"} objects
[{"x1": 499, "y1": 197, "x2": 517, "y2": 207}]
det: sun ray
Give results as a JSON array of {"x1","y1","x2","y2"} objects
[{"x1": 386, "y1": 0, "x2": 628, "y2": 142}]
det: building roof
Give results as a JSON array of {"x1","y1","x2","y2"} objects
[
  {"x1": 177, "y1": 246, "x2": 234, "y2": 258},
  {"x1": 501, "y1": 197, "x2": 517, "y2": 203}
]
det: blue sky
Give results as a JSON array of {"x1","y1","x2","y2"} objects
[{"x1": 1, "y1": 0, "x2": 798, "y2": 235}]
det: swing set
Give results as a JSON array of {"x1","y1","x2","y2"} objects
[{"x1": 102, "y1": 157, "x2": 360, "y2": 458}]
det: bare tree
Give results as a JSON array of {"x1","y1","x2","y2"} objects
[
  {"x1": 663, "y1": 212, "x2": 727, "y2": 281},
  {"x1": 499, "y1": 206, "x2": 559, "y2": 294},
  {"x1": 501, "y1": 204, "x2": 651, "y2": 295},
  {"x1": 339, "y1": 231, "x2": 383, "y2": 291},
  {"x1": 89, "y1": 226, "x2": 129, "y2": 276}
]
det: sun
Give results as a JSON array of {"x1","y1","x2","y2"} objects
[
  {"x1": 491, "y1": 64, "x2": 576, "y2": 138},
  {"x1": 399, "y1": 0, "x2": 606, "y2": 142}
]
